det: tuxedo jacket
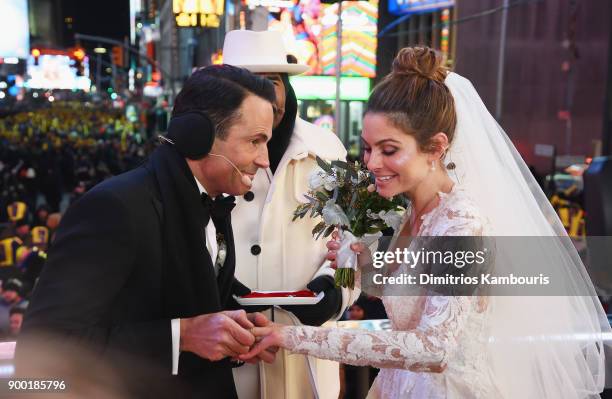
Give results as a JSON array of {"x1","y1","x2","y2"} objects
[{"x1": 17, "y1": 164, "x2": 241, "y2": 398}]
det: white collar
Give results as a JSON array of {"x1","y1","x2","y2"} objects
[
  {"x1": 194, "y1": 176, "x2": 228, "y2": 198},
  {"x1": 194, "y1": 177, "x2": 207, "y2": 195}
]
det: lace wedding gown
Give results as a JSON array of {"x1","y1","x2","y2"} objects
[{"x1": 283, "y1": 186, "x2": 501, "y2": 398}]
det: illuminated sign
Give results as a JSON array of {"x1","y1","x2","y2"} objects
[
  {"x1": 320, "y1": 1, "x2": 378, "y2": 77},
  {"x1": 289, "y1": 76, "x2": 370, "y2": 101},
  {"x1": 246, "y1": 0, "x2": 293, "y2": 10},
  {"x1": 26, "y1": 54, "x2": 91, "y2": 91},
  {"x1": 173, "y1": 0, "x2": 224, "y2": 28},
  {"x1": 268, "y1": 0, "x2": 378, "y2": 78},
  {"x1": 0, "y1": 0, "x2": 30, "y2": 59},
  {"x1": 388, "y1": 0, "x2": 454, "y2": 16}
]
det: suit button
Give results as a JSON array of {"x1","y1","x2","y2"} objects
[
  {"x1": 244, "y1": 191, "x2": 255, "y2": 202},
  {"x1": 251, "y1": 245, "x2": 261, "y2": 255}
]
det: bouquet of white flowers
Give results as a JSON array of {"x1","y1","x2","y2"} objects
[{"x1": 293, "y1": 157, "x2": 405, "y2": 288}]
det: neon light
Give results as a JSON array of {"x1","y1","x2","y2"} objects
[
  {"x1": 268, "y1": 0, "x2": 378, "y2": 78},
  {"x1": 289, "y1": 76, "x2": 370, "y2": 100},
  {"x1": 388, "y1": 0, "x2": 455, "y2": 16}
]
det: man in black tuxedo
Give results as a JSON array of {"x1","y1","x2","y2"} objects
[{"x1": 16, "y1": 65, "x2": 277, "y2": 398}]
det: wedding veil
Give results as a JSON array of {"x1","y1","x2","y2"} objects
[{"x1": 443, "y1": 72, "x2": 611, "y2": 398}]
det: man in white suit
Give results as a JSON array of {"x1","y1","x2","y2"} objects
[{"x1": 222, "y1": 30, "x2": 360, "y2": 398}]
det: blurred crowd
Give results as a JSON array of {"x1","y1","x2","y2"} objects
[
  {"x1": 0, "y1": 101, "x2": 157, "y2": 340},
  {"x1": 1, "y1": 102, "x2": 153, "y2": 212}
]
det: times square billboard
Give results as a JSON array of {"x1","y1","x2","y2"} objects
[
  {"x1": 0, "y1": 0, "x2": 30, "y2": 59},
  {"x1": 265, "y1": 0, "x2": 378, "y2": 78}
]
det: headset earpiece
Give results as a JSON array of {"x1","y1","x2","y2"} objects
[{"x1": 166, "y1": 111, "x2": 215, "y2": 160}]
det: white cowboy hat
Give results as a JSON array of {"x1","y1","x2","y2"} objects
[{"x1": 222, "y1": 30, "x2": 309, "y2": 75}]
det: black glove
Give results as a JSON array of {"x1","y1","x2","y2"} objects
[
  {"x1": 281, "y1": 275, "x2": 342, "y2": 326},
  {"x1": 231, "y1": 278, "x2": 251, "y2": 296},
  {"x1": 226, "y1": 278, "x2": 271, "y2": 312}
]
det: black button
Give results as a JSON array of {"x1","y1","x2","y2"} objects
[
  {"x1": 244, "y1": 191, "x2": 255, "y2": 201},
  {"x1": 251, "y1": 245, "x2": 261, "y2": 255}
]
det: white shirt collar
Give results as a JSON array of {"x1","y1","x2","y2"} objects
[
  {"x1": 194, "y1": 176, "x2": 228, "y2": 198},
  {"x1": 194, "y1": 177, "x2": 207, "y2": 195}
]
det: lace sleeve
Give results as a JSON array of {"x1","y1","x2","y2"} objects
[{"x1": 281, "y1": 295, "x2": 474, "y2": 371}]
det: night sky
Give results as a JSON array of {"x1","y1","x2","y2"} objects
[
  {"x1": 62, "y1": 0, "x2": 130, "y2": 45},
  {"x1": 58, "y1": 0, "x2": 131, "y2": 89}
]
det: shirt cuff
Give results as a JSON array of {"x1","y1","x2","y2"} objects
[{"x1": 171, "y1": 318, "x2": 180, "y2": 375}]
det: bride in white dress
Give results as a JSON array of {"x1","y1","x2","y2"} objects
[{"x1": 241, "y1": 47, "x2": 610, "y2": 398}]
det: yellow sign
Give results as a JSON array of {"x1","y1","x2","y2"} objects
[{"x1": 173, "y1": 0, "x2": 224, "y2": 28}]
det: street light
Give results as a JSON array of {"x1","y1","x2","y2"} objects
[
  {"x1": 73, "y1": 48, "x2": 86, "y2": 61},
  {"x1": 94, "y1": 47, "x2": 107, "y2": 54},
  {"x1": 31, "y1": 48, "x2": 40, "y2": 65}
]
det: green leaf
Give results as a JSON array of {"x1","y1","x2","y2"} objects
[
  {"x1": 303, "y1": 194, "x2": 317, "y2": 203},
  {"x1": 323, "y1": 225, "x2": 336, "y2": 238},
  {"x1": 316, "y1": 156, "x2": 333, "y2": 173},
  {"x1": 310, "y1": 206, "x2": 318, "y2": 218},
  {"x1": 331, "y1": 160, "x2": 350, "y2": 170},
  {"x1": 346, "y1": 167, "x2": 358, "y2": 181},
  {"x1": 312, "y1": 221, "x2": 326, "y2": 236},
  {"x1": 349, "y1": 191, "x2": 358, "y2": 209},
  {"x1": 293, "y1": 204, "x2": 312, "y2": 221},
  {"x1": 315, "y1": 223, "x2": 329, "y2": 240},
  {"x1": 315, "y1": 191, "x2": 329, "y2": 202}
]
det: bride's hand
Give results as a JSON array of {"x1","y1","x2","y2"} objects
[
  {"x1": 325, "y1": 230, "x2": 341, "y2": 269},
  {"x1": 230, "y1": 312, "x2": 279, "y2": 364},
  {"x1": 326, "y1": 230, "x2": 371, "y2": 269},
  {"x1": 239, "y1": 323, "x2": 285, "y2": 362}
]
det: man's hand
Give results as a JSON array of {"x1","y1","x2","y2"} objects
[
  {"x1": 180, "y1": 310, "x2": 255, "y2": 361},
  {"x1": 246, "y1": 312, "x2": 271, "y2": 328},
  {"x1": 224, "y1": 309, "x2": 258, "y2": 329}
]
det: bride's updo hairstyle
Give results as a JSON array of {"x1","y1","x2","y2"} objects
[{"x1": 366, "y1": 47, "x2": 456, "y2": 154}]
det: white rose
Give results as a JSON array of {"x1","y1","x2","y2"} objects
[
  {"x1": 322, "y1": 200, "x2": 350, "y2": 226},
  {"x1": 308, "y1": 168, "x2": 326, "y2": 190},
  {"x1": 322, "y1": 174, "x2": 338, "y2": 191},
  {"x1": 378, "y1": 210, "x2": 403, "y2": 231}
]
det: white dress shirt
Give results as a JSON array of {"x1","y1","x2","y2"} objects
[{"x1": 171, "y1": 177, "x2": 219, "y2": 375}]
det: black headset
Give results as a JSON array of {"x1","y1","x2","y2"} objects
[
  {"x1": 161, "y1": 109, "x2": 254, "y2": 188},
  {"x1": 162, "y1": 111, "x2": 215, "y2": 160}
]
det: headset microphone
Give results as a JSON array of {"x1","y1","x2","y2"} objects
[{"x1": 209, "y1": 153, "x2": 253, "y2": 187}]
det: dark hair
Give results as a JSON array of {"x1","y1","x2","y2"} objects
[
  {"x1": 172, "y1": 65, "x2": 276, "y2": 139},
  {"x1": 366, "y1": 47, "x2": 456, "y2": 153},
  {"x1": 10, "y1": 306, "x2": 26, "y2": 316},
  {"x1": 3, "y1": 278, "x2": 24, "y2": 295}
]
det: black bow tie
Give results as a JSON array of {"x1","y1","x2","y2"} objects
[{"x1": 201, "y1": 193, "x2": 236, "y2": 227}]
